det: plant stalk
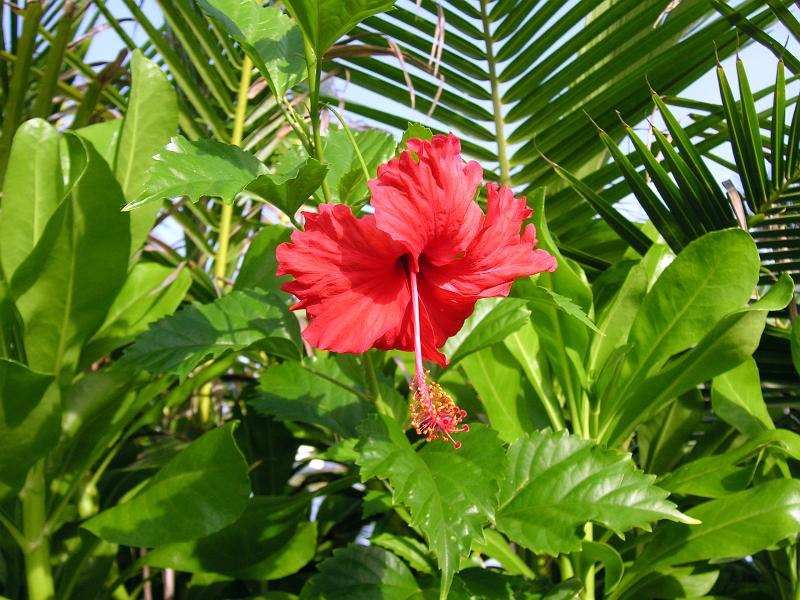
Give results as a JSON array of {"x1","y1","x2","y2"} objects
[
  {"x1": 0, "y1": 0, "x2": 43, "y2": 183},
  {"x1": 479, "y1": 0, "x2": 511, "y2": 186},
  {"x1": 303, "y1": 41, "x2": 332, "y2": 202},
  {"x1": 22, "y1": 461, "x2": 55, "y2": 600},
  {"x1": 214, "y1": 55, "x2": 252, "y2": 288}
]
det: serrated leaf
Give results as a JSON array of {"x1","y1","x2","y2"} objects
[
  {"x1": 495, "y1": 430, "x2": 694, "y2": 555},
  {"x1": 120, "y1": 289, "x2": 301, "y2": 378},
  {"x1": 199, "y1": 0, "x2": 306, "y2": 96},
  {"x1": 356, "y1": 415, "x2": 505, "y2": 600},
  {"x1": 143, "y1": 495, "x2": 316, "y2": 579},
  {"x1": 300, "y1": 544, "x2": 420, "y2": 599},
  {"x1": 401, "y1": 122, "x2": 433, "y2": 149},
  {"x1": 83, "y1": 423, "x2": 251, "y2": 547},
  {"x1": 125, "y1": 136, "x2": 267, "y2": 210},
  {"x1": 245, "y1": 158, "x2": 328, "y2": 219},
  {"x1": 250, "y1": 356, "x2": 371, "y2": 438}
]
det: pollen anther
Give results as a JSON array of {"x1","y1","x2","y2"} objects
[{"x1": 410, "y1": 372, "x2": 469, "y2": 448}]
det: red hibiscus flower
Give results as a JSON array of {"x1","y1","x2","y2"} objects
[{"x1": 276, "y1": 134, "x2": 556, "y2": 447}]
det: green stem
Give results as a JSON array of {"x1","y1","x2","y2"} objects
[
  {"x1": 0, "y1": 0, "x2": 43, "y2": 183},
  {"x1": 32, "y1": 0, "x2": 75, "y2": 117},
  {"x1": 22, "y1": 461, "x2": 55, "y2": 600},
  {"x1": 363, "y1": 352, "x2": 384, "y2": 409},
  {"x1": 326, "y1": 103, "x2": 370, "y2": 182},
  {"x1": 479, "y1": 0, "x2": 511, "y2": 186},
  {"x1": 0, "y1": 508, "x2": 29, "y2": 552},
  {"x1": 214, "y1": 56, "x2": 252, "y2": 288},
  {"x1": 303, "y1": 41, "x2": 331, "y2": 202},
  {"x1": 583, "y1": 523, "x2": 595, "y2": 600}
]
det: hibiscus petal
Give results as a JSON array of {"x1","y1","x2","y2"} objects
[
  {"x1": 276, "y1": 204, "x2": 410, "y2": 354},
  {"x1": 369, "y1": 133, "x2": 484, "y2": 267},
  {"x1": 422, "y1": 183, "x2": 557, "y2": 299},
  {"x1": 373, "y1": 275, "x2": 475, "y2": 367}
]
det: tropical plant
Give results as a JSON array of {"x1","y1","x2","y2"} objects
[{"x1": 1, "y1": 1, "x2": 799, "y2": 600}]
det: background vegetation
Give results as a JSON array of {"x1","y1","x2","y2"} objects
[{"x1": 1, "y1": 0, "x2": 799, "y2": 599}]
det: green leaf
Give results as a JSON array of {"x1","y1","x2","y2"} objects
[
  {"x1": 80, "y1": 262, "x2": 192, "y2": 368},
  {"x1": 512, "y1": 280, "x2": 600, "y2": 333},
  {"x1": 251, "y1": 356, "x2": 371, "y2": 438},
  {"x1": 117, "y1": 50, "x2": 179, "y2": 254},
  {"x1": 234, "y1": 224, "x2": 292, "y2": 293},
  {"x1": 527, "y1": 190, "x2": 592, "y2": 419},
  {"x1": 371, "y1": 532, "x2": 436, "y2": 574},
  {"x1": 125, "y1": 136, "x2": 267, "y2": 210},
  {"x1": 621, "y1": 479, "x2": 800, "y2": 583},
  {"x1": 245, "y1": 157, "x2": 328, "y2": 219},
  {"x1": 442, "y1": 297, "x2": 531, "y2": 368},
  {"x1": 602, "y1": 229, "x2": 760, "y2": 438},
  {"x1": 579, "y1": 541, "x2": 623, "y2": 593},
  {"x1": 461, "y1": 344, "x2": 548, "y2": 443},
  {"x1": 473, "y1": 529, "x2": 536, "y2": 579},
  {"x1": 121, "y1": 289, "x2": 301, "y2": 378},
  {"x1": 711, "y1": 358, "x2": 774, "y2": 436},
  {"x1": 603, "y1": 303, "x2": 772, "y2": 446},
  {"x1": 0, "y1": 360, "x2": 59, "y2": 497},
  {"x1": 283, "y1": 0, "x2": 396, "y2": 57},
  {"x1": 83, "y1": 423, "x2": 251, "y2": 547},
  {"x1": 495, "y1": 430, "x2": 694, "y2": 555},
  {"x1": 624, "y1": 229, "x2": 759, "y2": 379},
  {"x1": 10, "y1": 133, "x2": 130, "y2": 379},
  {"x1": 299, "y1": 544, "x2": 421, "y2": 599},
  {"x1": 143, "y1": 496, "x2": 316, "y2": 579},
  {"x1": 658, "y1": 429, "x2": 800, "y2": 499},
  {"x1": 401, "y1": 122, "x2": 433, "y2": 149},
  {"x1": 0, "y1": 118, "x2": 64, "y2": 279},
  {"x1": 357, "y1": 416, "x2": 505, "y2": 600},
  {"x1": 199, "y1": 0, "x2": 306, "y2": 96},
  {"x1": 76, "y1": 120, "x2": 122, "y2": 165},
  {"x1": 322, "y1": 127, "x2": 396, "y2": 205}
]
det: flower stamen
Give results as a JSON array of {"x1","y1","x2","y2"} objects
[{"x1": 409, "y1": 267, "x2": 468, "y2": 448}]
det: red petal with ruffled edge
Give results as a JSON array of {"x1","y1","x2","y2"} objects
[
  {"x1": 369, "y1": 134, "x2": 484, "y2": 267},
  {"x1": 422, "y1": 183, "x2": 557, "y2": 299},
  {"x1": 276, "y1": 204, "x2": 410, "y2": 354}
]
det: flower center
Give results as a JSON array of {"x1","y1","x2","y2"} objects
[{"x1": 408, "y1": 267, "x2": 468, "y2": 448}]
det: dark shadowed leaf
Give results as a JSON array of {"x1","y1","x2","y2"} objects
[
  {"x1": 0, "y1": 360, "x2": 59, "y2": 497},
  {"x1": 234, "y1": 224, "x2": 292, "y2": 293},
  {"x1": 143, "y1": 495, "x2": 316, "y2": 579},
  {"x1": 83, "y1": 423, "x2": 250, "y2": 547},
  {"x1": 251, "y1": 356, "x2": 371, "y2": 437},
  {"x1": 299, "y1": 544, "x2": 420, "y2": 599}
]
